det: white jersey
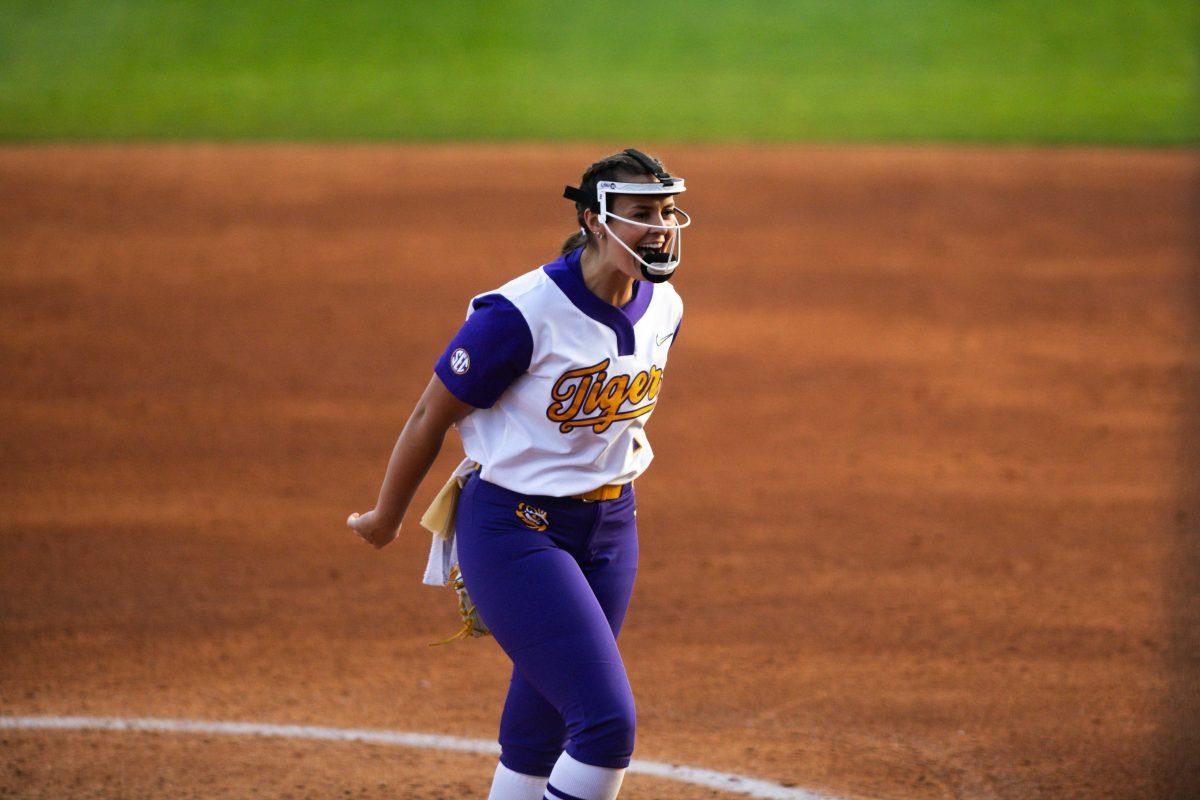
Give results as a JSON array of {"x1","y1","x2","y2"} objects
[{"x1": 434, "y1": 247, "x2": 683, "y2": 497}]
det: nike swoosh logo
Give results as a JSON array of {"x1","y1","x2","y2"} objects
[{"x1": 656, "y1": 332, "x2": 674, "y2": 346}]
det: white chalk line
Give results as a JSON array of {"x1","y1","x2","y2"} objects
[{"x1": 0, "y1": 715, "x2": 842, "y2": 800}]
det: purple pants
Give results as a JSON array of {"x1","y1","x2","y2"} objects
[{"x1": 454, "y1": 471, "x2": 639, "y2": 775}]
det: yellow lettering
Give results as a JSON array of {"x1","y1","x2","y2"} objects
[
  {"x1": 546, "y1": 359, "x2": 609, "y2": 423},
  {"x1": 627, "y1": 372, "x2": 650, "y2": 404},
  {"x1": 546, "y1": 361, "x2": 664, "y2": 434},
  {"x1": 582, "y1": 375, "x2": 607, "y2": 415},
  {"x1": 646, "y1": 366, "x2": 663, "y2": 400}
]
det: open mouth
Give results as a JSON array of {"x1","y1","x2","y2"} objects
[{"x1": 636, "y1": 243, "x2": 669, "y2": 261}]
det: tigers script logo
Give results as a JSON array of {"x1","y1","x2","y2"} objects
[{"x1": 546, "y1": 359, "x2": 663, "y2": 433}]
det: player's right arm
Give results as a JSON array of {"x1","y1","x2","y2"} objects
[
  {"x1": 346, "y1": 375, "x2": 472, "y2": 549},
  {"x1": 348, "y1": 292, "x2": 532, "y2": 549}
]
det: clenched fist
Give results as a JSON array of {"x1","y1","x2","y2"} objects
[{"x1": 346, "y1": 509, "x2": 400, "y2": 549}]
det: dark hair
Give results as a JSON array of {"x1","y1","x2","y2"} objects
[{"x1": 560, "y1": 151, "x2": 670, "y2": 256}]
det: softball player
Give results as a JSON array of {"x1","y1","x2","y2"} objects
[{"x1": 347, "y1": 149, "x2": 690, "y2": 800}]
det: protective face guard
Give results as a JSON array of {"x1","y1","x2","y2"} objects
[
  {"x1": 595, "y1": 180, "x2": 692, "y2": 282},
  {"x1": 563, "y1": 149, "x2": 692, "y2": 283}
]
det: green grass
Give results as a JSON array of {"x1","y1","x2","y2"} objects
[{"x1": 0, "y1": 0, "x2": 1196, "y2": 143}]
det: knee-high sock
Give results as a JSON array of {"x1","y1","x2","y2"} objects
[
  {"x1": 544, "y1": 752, "x2": 625, "y2": 800},
  {"x1": 487, "y1": 761, "x2": 549, "y2": 800}
]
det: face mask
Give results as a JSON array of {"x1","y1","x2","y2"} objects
[
  {"x1": 563, "y1": 149, "x2": 693, "y2": 282},
  {"x1": 593, "y1": 181, "x2": 692, "y2": 283}
]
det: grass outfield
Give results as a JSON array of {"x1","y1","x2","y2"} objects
[{"x1": 0, "y1": 0, "x2": 1196, "y2": 144}]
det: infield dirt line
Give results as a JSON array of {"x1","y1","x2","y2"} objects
[{"x1": 0, "y1": 714, "x2": 844, "y2": 800}]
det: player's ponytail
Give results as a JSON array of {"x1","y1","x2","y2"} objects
[
  {"x1": 560, "y1": 228, "x2": 588, "y2": 255},
  {"x1": 559, "y1": 150, "x2": 669, "y2": 256}
]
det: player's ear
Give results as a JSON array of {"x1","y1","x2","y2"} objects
[{"x1": 582, "y1": 209, "x2": 602, "y2": 237}]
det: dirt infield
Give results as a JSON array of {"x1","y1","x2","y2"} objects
[{"x1": 1, "y1": 144, "x2": 1196, "y2": 799}]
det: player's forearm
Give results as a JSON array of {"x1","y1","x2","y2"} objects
[{"x1": 371, "y1": 403, "x2": 448, "y2": 529}]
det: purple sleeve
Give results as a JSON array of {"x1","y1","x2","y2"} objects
[{"x1": 434, "y1": 294, "x2": 533, "y2": 408}]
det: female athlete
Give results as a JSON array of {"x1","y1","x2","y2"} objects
[{"x1": 346, "y1": 148, "x2": 690, "y2": 800}]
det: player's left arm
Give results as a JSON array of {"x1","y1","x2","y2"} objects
[{"x1": 346, "y1": 375, "x2": 473, "y2": 549}]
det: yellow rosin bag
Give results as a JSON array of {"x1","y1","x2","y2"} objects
[{"x1": 420, "y1": 460, "x2": 476, "y2": 542}]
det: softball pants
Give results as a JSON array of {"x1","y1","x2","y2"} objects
[{"x1": 454, "y1": 471, "x2": 639, "y2": 776}]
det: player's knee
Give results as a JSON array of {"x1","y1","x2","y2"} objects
[
  {"x1": 570, "y1": 692, "x2": 637, "y2": 768},
  {"x1": 499, "y1": 743, "x2": 560, "y2": 779}
]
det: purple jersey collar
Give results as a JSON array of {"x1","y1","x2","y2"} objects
[{"x1": 543, "y1": 247, "x2": 655, "y2": 357}]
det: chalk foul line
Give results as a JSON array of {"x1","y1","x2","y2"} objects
[{"x1": 0, "y1": 714, "x2": 842, "y2": 800}]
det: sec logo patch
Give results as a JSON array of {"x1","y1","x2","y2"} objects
[
  {"x1": 515, "y1": 502, "x2": 550, "y2": 532},
  {"x1": 450, "y1": 347, "x2": 471, "y2": 375}
]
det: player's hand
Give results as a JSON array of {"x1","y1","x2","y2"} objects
[{"x1": 346, "y1": 509, "x2": 400, "y2": 549}]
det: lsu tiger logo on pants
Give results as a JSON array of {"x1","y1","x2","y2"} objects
[{"x1": 516, "y1": 502, "x2": 550, "y2": 532}]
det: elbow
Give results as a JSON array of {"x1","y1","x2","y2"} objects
[
  {"x1": 407, "y1": 399, "x2": 434, "y2": 434},
  {"x1": 404, "y1": 396, "x2": 455, "y2": 441},
  {"x1": 405, "y1": 378, "x2": 472, "y2": 439}
]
